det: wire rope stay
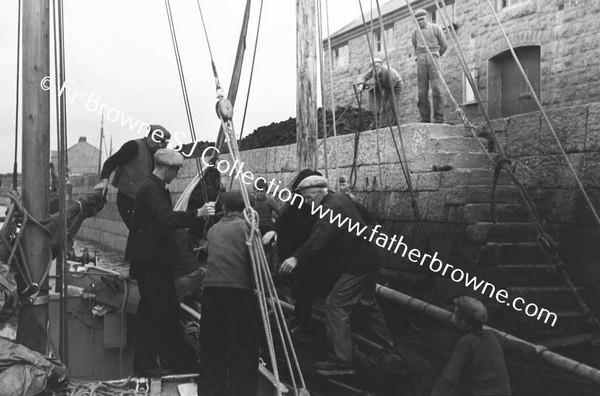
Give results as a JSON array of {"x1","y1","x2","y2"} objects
[
  {"x1": 317, "y1": 0, "x2": 329, "y2": 179},
  {"x1": 357, "y1": 0, "x2": 432, "y2": 254},
  {"x1": 481, "y1": 0, "x2": 600, "y2": 232}
]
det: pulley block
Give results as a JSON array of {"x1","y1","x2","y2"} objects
[{"x1": 215, "y1": 98, "x2": 234, "y2": 121}]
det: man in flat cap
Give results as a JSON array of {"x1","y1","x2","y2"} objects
[
  {"x1": 279, "y1": 175, "x2": 393, "y2": 371},
  {"x1": 412, "y1": 8, "x2": 448, "y2": 123},
  {"x1": 94, "y1": 124, "x2": 171, "y2": 229},
  {"x1": 356, "y1": 57, "x2": 403, "y2": 125},
  {"x1": 125, "y1": 148, "x2": 215, "y2": 376}
]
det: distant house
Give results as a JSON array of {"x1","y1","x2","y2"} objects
[
  {"x1": 324, "y1": 0, "x2": 600, "y2": 123},
  {"x1": 51, "y1": 136, "x2": 100, "y2": 176}
]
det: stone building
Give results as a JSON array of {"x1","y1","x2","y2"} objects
[
  {"x1": 324, "y1": 0, "x2": 600, "y2": 124},
  {"x1": 51, "y1": 136, "x2": 101, "y2": 176}
]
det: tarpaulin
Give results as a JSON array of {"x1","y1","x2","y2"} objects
[{"x1": 0, "y1": 338, "x2": 66, "y2": 396}]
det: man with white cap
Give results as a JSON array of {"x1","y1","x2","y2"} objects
[
  {"x1": 279, "y1": 175, "x2": 394, "y2": 371},
  {"x1": 356, "y1": 58, "x2": 403, "y2": 125},
  {"x1": 412, "y1": 9, "x2": 448, "y2": 123},
  {"x1": 125, "y1": 148, "x2": 215, "y2": 376},
  {"x1": 94, "y1": 124, "x2": 171, "y2": 229}
]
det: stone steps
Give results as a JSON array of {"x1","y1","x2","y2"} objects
[
  {"x1": 411, "y1": 152, "x2": 494, "y2": 172},
  {"x1": 402, "y1": 123, "x2": 471, "y2": 139},
  {"x1": 480, "y1": 242, "x2": 547, "y2": 266},
  {"x1": 507, "y1": 286, "x2": 586, "y2": 311},
  {"x1": 464, "y1": 203, "x2": 529, "y2": 223},
  {"x1": 467, "y1": 223, "x2": 538, "y2": 243},
  {"x1": 439, "y1": 168, "x2": 513, "y2": 188},
  {"x1": 487, "y1": 264, "x2": 563, "y2": 287},
  {"x1": 426, "y1": 136, "x2": 489, "y2": 153}
]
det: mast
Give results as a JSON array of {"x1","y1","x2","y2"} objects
[
  {"x1": 17, "y1": 0, "x2": 51, "y2": 354},
  {"x1": 214, "y1": 0, "x2": 252, "y2": 152},
  {"x1": 296, "y1": 0, "x2": 318, "y2": 170}
]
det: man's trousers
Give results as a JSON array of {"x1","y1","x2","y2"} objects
[
  {"x1": 417, "y1": 54, "x2": 444, "y2": 123},
  {"x1": 325, "y1": 272, "x2": 393, "y2": 363},
  {"x1": 198, "y1": 287, "x2": 260, "y2": 396}
]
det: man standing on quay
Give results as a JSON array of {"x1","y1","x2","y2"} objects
[
  {"x1": 412, "y1": 9, "x2": 448, "y2": 123},
  {"x1": 356, "y1": 57, "x2": 403, "y2": 125},
  {"x1": 94, "y1": 125, "x2": 171, "y2": 229},
  {"x1": 125, "y1": 148, "x2": 215, "y2": 375}
]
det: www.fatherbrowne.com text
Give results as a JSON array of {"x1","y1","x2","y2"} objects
[{"x1": 305, "y1": 200, "x2": 558, "y2": 327}]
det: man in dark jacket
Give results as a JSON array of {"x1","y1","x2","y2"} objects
[
  {"x1": 279, "y1": 176, "x2": 393, "y2": 370},
  {"x1": 94, "y1": 125, "x2": 171, "y2": 229},
  {"x1": 125, "y1": 148, "x2": 215, "y2": 375},
  {"x1": 263, "y1": 170, "x2": 339, "y2": 335}
]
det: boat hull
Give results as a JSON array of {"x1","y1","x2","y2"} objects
[{"x1": 49, "y1": 265, "x2": 290, "y2": 394}]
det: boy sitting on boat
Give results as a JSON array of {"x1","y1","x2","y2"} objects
[{"x1": 431, "y1": 296, "x2": 545, "y2": 396}]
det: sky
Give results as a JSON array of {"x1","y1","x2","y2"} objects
[{"x1": 0, "y1": 0, "x2": 394, "y2": 174}]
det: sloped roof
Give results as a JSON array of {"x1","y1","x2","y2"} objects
[
  {"x1": 329, "y1": 0, "x2": 403, "y2": 39},
  {"x1": 325, "y1": 0, "x2": 438, "y2": 47}
]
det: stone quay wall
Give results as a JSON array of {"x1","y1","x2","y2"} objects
[{"x1": 71, "y1": 102, "x2": 600, "y2": 299}]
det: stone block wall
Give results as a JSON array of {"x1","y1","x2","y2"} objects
[
  {"x1": 323, "y1": 0, "x2": 600, "y2": 125},
  {"x1": 488, "y1": 104, "x2": 600, "y2": 291},
  {"x1": 70, "y1": 103, "x2": 600, "y2": 300}
]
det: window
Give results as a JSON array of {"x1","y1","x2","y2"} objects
[
  {"x1": 428, "y1": 3, "x2": 455, "y2": 27},
  {"x1": 333, "y1": 44, "x2": 348, "y2": 68},
  {"x1": 495, "y1": 0, "x2": 528, "y2": 10},
  {"x1": 374, "y1": 30, "x2": 382, "y2": 52},
  {"x1": 429, "y1": 9, "x2": 437, "y2": 23},
  {"x1": 463, "y1": 68, "x2": 479, "y2": 105},
  {"x1": 384, "y1": 25, "x2": 395, "y2": 51}
]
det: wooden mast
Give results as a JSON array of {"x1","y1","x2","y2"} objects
[
  {"x1": 296, "y1": 0, "x2": 318, "y2": 170},
  {"x1": 214, "y1": 0, "x2": 252, "y2": 152},
  {"x1": 17, "y1": 0, "x2": 51, "y2": 354}
]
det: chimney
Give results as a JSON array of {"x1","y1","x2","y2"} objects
[{"x1": 78, "y1": 136, "x2": 87, "y2": 143}]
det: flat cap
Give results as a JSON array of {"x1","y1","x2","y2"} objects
[
  {"x1": 154, "y1": 148, "x2": 184, "y2": 167},
  {"x1": 414, "y1": 9, "x2": 427, "y2": 20},
  {"x1": 148, "y1": 124, "x2": 171, "y2": 139},
  {"x1": 295, "y1": 175, "x2": 328, "y2": 191},
  {"x1": 454, "y1": 296, "x2": 488, "y2": 324},
  {"x1": 373, "y1": 57, "x2": 383, "y2": 64}
]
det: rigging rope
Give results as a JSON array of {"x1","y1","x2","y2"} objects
[
  {"x1": 481, "y1": 0, "x2": 600, "y2": 231},
  {"x1": 219, "y1": 111, "x2": 307, "y2": 395},
  {"x1": 317, "y1": 0, "x2": 329, "y2": 179},
  {"x1": 237, "y1": 0, "x2": 265, "y2": 142},
  {"x1": 358, "y1": 0, "x2": 432, "y2": 254},
  {"x1": 193, "y1": 4, "x2": 307, "y2": 392},
  {"x1": 195, "y1": 0, "x2": 224, "y2": 98},
  {"x1": 52, "y1": 0, "x2": 70, "y2": 364},
  {"x1": 163, "y1": 0, "x2": 204, "y2": 183},
  {"x1": 13, "y1": 0, "x2": 21, "y2": 192},
  {"x1": 324, "y1": 0, "x2": 338, "y2": 142}
]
